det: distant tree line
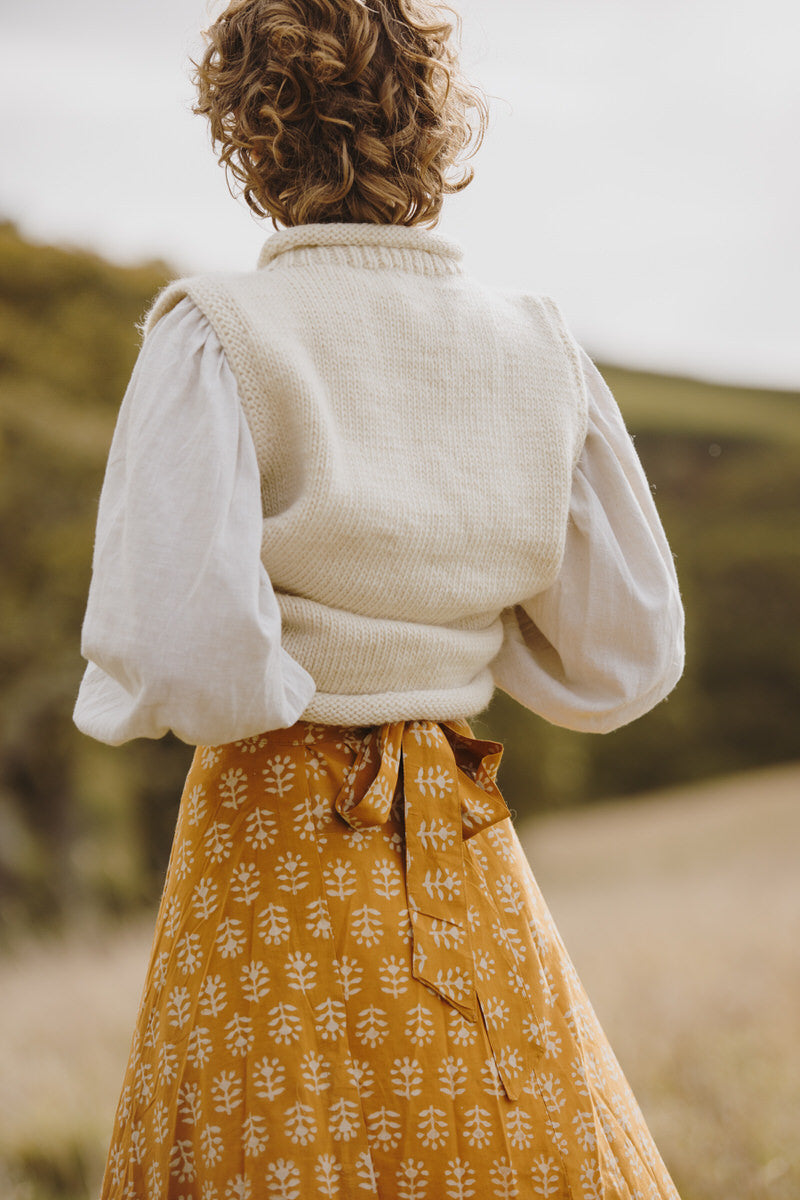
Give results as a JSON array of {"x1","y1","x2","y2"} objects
[{"x1": 1, "y1": 221, "x2": 798, "y2": 933}]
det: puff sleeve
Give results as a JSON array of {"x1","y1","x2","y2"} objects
[
  {"x1": 72, "y1": 297, "x2": 316, "y2": 746},
  {"x1": 491, "y1": 349, "x2": 685, "y2": 732}
]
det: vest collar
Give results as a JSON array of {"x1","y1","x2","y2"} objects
[{"x1": 257, "y1": 221, "x2": 464, "y2": 275}]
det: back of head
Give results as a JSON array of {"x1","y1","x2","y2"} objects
[{"x1": 192, "y1": 0, "x2": 489, "y2": 228}]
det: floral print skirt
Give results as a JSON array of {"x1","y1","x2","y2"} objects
[{"x1": 100, "y1": 719, "x2": 681, "y2": 1200}]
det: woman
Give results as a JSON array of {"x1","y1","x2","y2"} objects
[{"x1": 74, "y1": 1, "x2": 685, "y2": 1197}]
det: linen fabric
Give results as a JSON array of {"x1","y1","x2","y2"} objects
[
  {"x1": 73, "y1": 300, "x2": 684, "y2": 748},
  {"x1": 141, "y1": 222, "x2": 590, "y2": 726},
  {"x1": 100, "y1": 719, "x2": 681, "y2": 1200}
]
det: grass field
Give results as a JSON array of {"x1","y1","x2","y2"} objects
[{"x1": 1, "y1": 763, "x2": 798, "y2": 1200}]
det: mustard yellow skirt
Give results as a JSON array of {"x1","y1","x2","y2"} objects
[{"x1": 100, "y1": 720, "x2": 681, "y2": 1200}]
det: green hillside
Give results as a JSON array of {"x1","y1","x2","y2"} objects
[{"x1": 1, "y1": 220, "x2": 798, "y2": 930}]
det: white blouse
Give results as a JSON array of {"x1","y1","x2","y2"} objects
[{"x1": 73, "y1": 298, "x2": 684, "y2": 747}]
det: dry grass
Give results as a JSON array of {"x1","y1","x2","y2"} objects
[
  {"x1": 1, "y1": 763, "x2": 798, "y2": 1200},
  {"x1": 520, "y1": 762, "x2": 800, "y2": 1200}
]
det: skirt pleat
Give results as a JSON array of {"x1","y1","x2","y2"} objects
[{"x1": 99, "y1": 719, "x2": 681, "y2": 1200}]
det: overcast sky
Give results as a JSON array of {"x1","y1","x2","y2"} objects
[{"x1": 2, "y1": 0, "x2": 798, "y2": 387}]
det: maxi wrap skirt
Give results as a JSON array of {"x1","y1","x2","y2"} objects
[{"x1": 101, "y1": 719, "x2": 682, "y2": 1200}]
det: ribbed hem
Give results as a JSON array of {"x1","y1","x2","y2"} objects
[{"x1": 300, "y1": 672, "x2": 496, "y2": 727}]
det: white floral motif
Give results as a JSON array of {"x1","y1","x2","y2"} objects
[
  {"x1": 537, "y1": 1072, "x2": 567, "y2": 1112},
  {"x1": 186, "y1": 1026, "x2": 213, "y2": 1068},
  {"x1": 244, "y1": 806, "x2": 277, "y2": 849},
  {"x1": 461, "y1": 1105, "x2": 493, "y2": 1149},
  {"x1": 323, "y1": 858, "x2": 358, "y2": 899},
  {"x1": 166, "y1": 985, "x2": 192, "y2": 1029},
  {"x1": 264, "y1": 1156, "x2": 301, "y2": 1200},
  {"x1": 151, "y1": 1099, "x2": 170, "y2": 1142},
  {"x1": 216, "y1": 916, "x2": 247, "y2": 958},
  {"x1": 573, "y1": 1109, "x2": 598, "y2": 1152},
  {"x1": 211, "y1": 1071, "x2": 243, "y2": 1115},
  {"x1": 163, "y1": 895, "x2": 182, "y2": 938},
  {"x1": 172, "y1": 839, "x2": 194, "y2": 882},
  {"x1": 193, "y1": 878, "x2": 219, "y2": 920},
  {"x1": 390, "y1": 1056, "x2": 424, "y2": 1099},
  {"x1": 479, "y1": 1056, "x2": 504, "y2": 1098},
  {"x1": 231, "y1": 862, "x2": 260, "y2": 905},
  {"x1": 489, "y1": 1157, "x2": 519, "y2": 1199},
  {"x1": 273, "y1": 851, "x2": 311, "y2": 894},
  {"x1": 412, "y1": 765, "x2": 451, "y2": 797},
  {"x1": 240, "y1": 960, "x2": 270, "y2": 1003},
  {"x1": 371, "y1": 858, "x2": 403, "y2": 899},
  {"x1": 225, "y1": 1012, "x2": 255, "y2": 1056},
  {"x1": 285, "y1": 950, "x2": 318, "y2": 991},
  {"x1": 177, "y1": 1081, "x2": 202, "y2": 1124},
  {"x1": 350, "y1": 904, "x2": 384, "y2": 946},
  {"x1": 444, "y1": 1156, "x2": 476, "y2": 1199},
  {"x1": 415, "y1": 817, "x2": 457, "y2": 853},
  {"x1": 315, "y1": 1152, "x2": 343, "y2": 1197},
  {"x1": 157, "y1": 1041, "x2": 179, "y2": 1086},
  {"x1": 219, "y1": 766, "x2": 248, "y2": 810},
  {"x1": 290, "y1": 795, "x2": 317, "y2": 840},
  {"x1": 169, "y1": 1139, "x2": 195, "y2": 1183},
  {"x1": 199, "y1": 745, "x2": 220, "y2": 768},
  {"x1": 420, "y1": 865, "x2": 462, "y2": 903},
  {"x1": 334, "y1": 954, "x2": 363, "y2": 999},
  {"x1": 258, "y1": 904, "x2": 291, "y2": 945},
  {"x1": 227, "y1": 1171, "x2": 253, "y2": 1199},
  {"x1": 284, "y1": 1101, "x2": 317, "y2": 1146},
  {"x1": 396, "y1": 1157, "x2": 430, "y2": 1200},
  {"x1": 198, "y1": 974, "x2": 228, "y2": 1017},
  {"x1": 483, "y1": 997, "x2": 510, "y2": 1027},
  {"x1": 366, "y1": 1107, "x2": 403, "y2": 1151},
  {"x1": 306, "y1": 897, "x2": 333, "y2": 938},
  {"x1": 405, "y1": 1003, "x2": 436, "y2": 1046},
  {"x1": 204, "y1": 821, "x2": 234, "y2": 863},
  {"x1": 526, "y1": 1014, "x2": 562, "y2": 1059},
  {"x1": 328, "y1": 1096, "x2": 362, "y2": 1141},
  {"x1": 438, "y1": 1055, "x2": 468, "y2": 1098},
  {"x1": 447, "y1": 1008, "x2": 478, "y2": 1047},
  {"x1": 129, "y1": 1120, "x2": 146, "y2": 1165},
  {"x1": 347, "y1": 1057, "x2": 377, "y2": 1098},
  {"x1": 185, "y1": 783, "x2": 207, "y2": 822},
  {"x1": 494, "y1": 877, "x2": 524, "y2": 915},
  {"x1": 145, "y1": 1162, "x2": 163, "y2": 1196},
  {"x1": 242, "y1": 1114, "x2": 269, "y2": 1157},
  {"x1": 265, "y1": 1002, "x2": 302, "y2": 1045},
  {"x1": 300, "y1": 1049, "x2": 332, "y2": 1093},
  {"x1": 262, "y1": 755, "x2": 296, "y2": 798},
  {"x1": 200, "y1": 1123, "x2": 225, "y2": 1161},
  {"x1": 579, "y1": 1162, "x2": 604, "y2": 1200},
  {"x1": 354, "y1": 1004, "x2": 390, "y2": 1047},
  {"x1": 378, "y1": 954, "x2": 409, "y2": 997},
  {"x1": 506, "y1": 1108, "x2": 534, "y2": 1149},
  {"x1": 253, "y1": 1056, "x2": 286, "y2": 1101},
  {"x1": 416, "y1": 1105, "x2": 449, "y2": 1149},
  {"x1": 176, "y1": 929, "x2": 203, "y2": 975},
  {"x1": 313, "y1": 997, "x2": 347, "y2": 1040},
  {"x1": 530, "y1": 1155, "x2": 561, "y2": 1197},
  {"x1": 142, "y1": 1008, "x2": 159, "y2": 1050},
  {"x1": 424, "y1": 918, "x2": 466, "y2": 951}
]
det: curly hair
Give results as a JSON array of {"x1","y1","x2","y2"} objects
[{"x1": 191, "y1": 0, "x2": 489, "y2": 228}]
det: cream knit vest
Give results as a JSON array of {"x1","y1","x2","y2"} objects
[{"x1": 144, "y1": 222, "x2": 588, "y2": 726}]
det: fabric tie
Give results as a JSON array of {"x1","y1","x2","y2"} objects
[{"x1": 333, "y1": 719, "x2": 543, "y2": 1101}]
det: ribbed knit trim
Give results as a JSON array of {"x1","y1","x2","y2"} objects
[
  {"x1": 257, "y1": 221, "x2": 464, "y2": 276},
  {"x1": 301, "y1": 671, "x2": 496, "y2": 727}
]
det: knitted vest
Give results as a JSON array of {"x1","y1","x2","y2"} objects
[{"x1": 144, "y1": 222, "x2": 588, "y2": 725}]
